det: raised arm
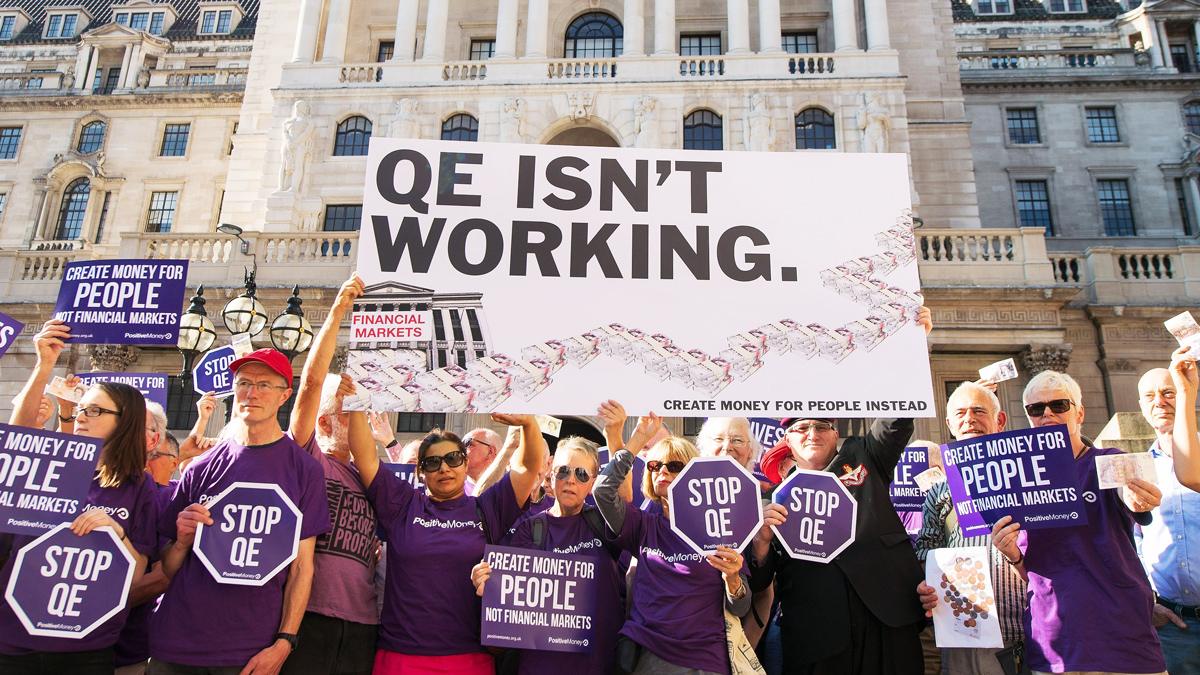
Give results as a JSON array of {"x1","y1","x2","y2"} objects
[
  {"x1": 11, "y1": 320, "x2": 69, "y2": 428},
  {"x1": 348, "y1": 407, "x2": 379, "y2": 488},
  {"x1": 597, "y1": 400, "x2": 635, "y2": 504},
  {"x1": 1169, "y1": 345, "x2": 1200, "y2": 491},
  {"x1": 178, "y1": 392, "x2": 218, "y2": 469},
  {"x1": 489, "y1": 414, "x2": 547, "y2": 508},
  {"x1": 475, "y1": 425, "x2": 520, "y2": 494},
  {"x1": 291, "y1": 274, "x2": 363, "y2": 447}
]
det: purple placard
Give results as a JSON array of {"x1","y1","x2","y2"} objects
[
  {"x1": 194, "y1": 482, "x2": 302, "y2": 586},
  {"x1": 667, "y1": 456, "x2": 764, "y2": 555},
  {"x1": 0, "y1": 423, "x2": 102, "y2": 536},
  {"x1": 0, "y1": 310, "x2": 23, "y2": 359},
  {"x1": 381, "y1": 462, "x2": 422, "y2": 489},
  {"x1": 748, "y1": 417, "x2": 786, "y2": 449},
  {"x1": 4, "y1": 524, "x2": 134, "y2": 638},
  {"x1": 889, "y1": 445, "x2": 930, "y2": 513},
  {"x1": 941, "y1": 425, "x2": 1086, "y2": 538},
  {"x1": 76, "y1": 373, "x2": 169, "y2": 410},
  {"x1": 770, "y1": 469, "x2": 858, "y2": 562},
  {"x1": 52, "y1": 259, "x2": 189, "y2": 345},
  {"x1": 481, "y1": 544, "x2": 598, "y2": 653},
  {"x1": 192, "y1": 345, "x2": 238, "y2": 398}
]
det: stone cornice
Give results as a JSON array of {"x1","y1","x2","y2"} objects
[
  {"x1": 0, "y1": 90, "x2": 244, "y2": 111},
  {"x1": 961, "y1": 74, "x2": 1200, "y2": 92}
]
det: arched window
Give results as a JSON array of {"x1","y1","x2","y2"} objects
[
  {"x1": 564, "y1": 12, "x2": 623, "y2": 58},
  {"x1": 441, "y1": 114, "x2": 479, "y2": 141},
  {"x1": 77, "y1": 121, "x2": 106, "y2": 154},
  {"x1": 795, "y1": 108, "x2": 835, "y2": 150},
  {"x1": 55, "y1": 178, "x2": 90, "y2": 240},
  {"x1": 683, "y1": 110, "x2": 723, "y2": 150},
  {"x1": 1185, "y1": 100, "x2": 1200, "y2": 136},
  {"x1": 333, "y1": 116, "x2": 372, "y2": 156}
]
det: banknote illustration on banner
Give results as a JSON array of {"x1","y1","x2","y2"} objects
[{"x1": 348, "y1": 139, "x2": 934, "y2": 416}]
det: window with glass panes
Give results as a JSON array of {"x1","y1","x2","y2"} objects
[
  {"x1": 782, "y1": 32, "x2": 818, "y2": 53},
  {"x1": 441, "y1": 114, "x2": 479, "y2": 141},
  {"x1": 130, "y1": 12, "x2": 149, "y2": 30},
  {"x1": 1177, "y1": 179, "x2": 1193, "y2": 236},
  {"x1": 1048, "y1": 0, "x2": 1084, "y2": 11},
  {"x1": 77, "y1": 121, "x2": 106, "y2": 154},
  {"x1": 201, "y1": 10, "x2": 216, "y2": 33},
  {"x1": 334, "y1": 116, "x2": 372, "y2": 156},
  {"x1": 0, "y1": 193, "x2": 8, "y2": 219},
  {"x1": 0, "y1": 127, "x2": 21, "y2": 159},
  {"x1": 149, "y1": 12, "x2": 165, "y2": 34},
  {"x1": 0, "y1": 16, "x2": 15, "y2": 40},
  {"x1": 216, "y1": 10, "x2": 232, "y2": 33},
  {"x1": 377, "y1": 41, "x2": 394, "y2": 62},
  {"x1": 795, "y1": 108, "x2": 835, "y2": 149},
  {"x1": 146, "y1": 192, "x2": 178, "y2": 233},
  {"x1": 683, "y1": 110, "x2": 723, "y2": 150},
  {"x1": 975, "y1": 0, "x2": 1011, "y2": 13},
  {"x1": 160, "y1": 123, "x2": 190, "y2": 156},
  {"x1": 94, "y1": 192, "x2": 110, "y2": 243},
  {"x1": 61, "y1": 14, "x2": 77, "y2": 37},
  {"x1": 166, "y1": 376, "x2": 203, "y2": 429},
  {"x1": 1186, "y1": 102, "x2": 1200, "y2": 136},
  {"x1": 1171, "y1": 44, "x2": 1194, "y2": 73},
  {"x1": 469, "y1": 39, "x2": 496, "y2": 60},
  {"x1": 1098, "y1": 179, "x2": 1135, "y2": 236},
  {"x1": 1085, "y1": 107, "x2": 1120, "y2": 143},
  {"x1": 680, "y1": 34, "x2": 721, "y2": 56},
  {"x1": 56, "y1": 178, "x2": 90, "y2": 240},
  {"x1": 323, "y1": 204, "x2": 362, "y2": 232},
  {"x1": 1006, "y1": 108, "x2": 1040, "y2": 144},
  {"x1": 1015, "y1": 180, "x2": 1053, "y2": 233},
  {"x1": 46, "y1": 15, "x2": 62, "y2": 37},
  {"x1": 396, "y1": 413, "x2": 447, "y2": 434},
  {"x1": 564, "y1": 12, "x2": 623, "y2": 58}
]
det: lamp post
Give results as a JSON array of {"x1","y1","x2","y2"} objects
[
  {"x1": 216, "y1": 223, "x2": 268, "y2": 337},
  {"x1": 177, "y1": 285, "x2": 218, "y2": 384},
  {"x1": 269, "y1": 285, "x2": 314, "y2": 361}
]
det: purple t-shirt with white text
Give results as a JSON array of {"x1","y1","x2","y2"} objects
[
  {"x1": 369, "y1": 470, "x2": 522, "y2": 655},
  {"x1": 150, "y1": 436, "x2": 329, "y2": 667},
  {"x1": 1023, "y1": 447, "x2": 1165, "y2": 673},
  {"x1": 114, "y1": 479, "x2": 176, "y2": 666},
  {"x1": 0, "y1": 473, "x2": 160, "y2": 655}
]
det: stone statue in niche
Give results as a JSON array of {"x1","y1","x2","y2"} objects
[
  {"x1": 279, "y1": 100, "x2": 315, "y2": 193},
  {"x1": 388, "y1": 98, "x2": 421, "y2": 138},
  {"x1": 857, "y1": 93, "x2": 890, "y2": 153},
  {"x1": 742, "y1": 93, "x2": 774, "y2": 151},
  {"x1": 632, "y1": 95, "x2": 659, "y2": 148},
  {"x1": 499, "y1": 97, "x2": 527, "y2": 143},
  {"x1": 60, "y1": 66, "x2": 75, "y2": 89}
]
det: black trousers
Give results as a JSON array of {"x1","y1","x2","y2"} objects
[
  {"x1": 0, "y1": 647, "x2": 114, "y2": 675},
  {"x1": 280, "y1": 611, "x2": 377, "y2": 675},
  {"x1": 781, "y1": 588, "x2": 923, "y2": 675}
]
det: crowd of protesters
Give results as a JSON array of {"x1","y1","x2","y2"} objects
[{"x1": 0, "y1": 272, "x2": 1196, "y2": 675}]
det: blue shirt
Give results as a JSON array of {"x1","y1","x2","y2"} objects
[{"x1": 1139, "y1": 441, "x2": 1200, "y2": 605}]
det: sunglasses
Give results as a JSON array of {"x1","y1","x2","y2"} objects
[
  {"x1": 553, "y1": 465, "x2": 593, "y2": 483},
  {"x1": 1024, "y1": 399, "x2": 1073, "y2": 417},
  {"x1": 419, "y1": 449, "x2": 467, "y2": 473},
  {"x1": 646, "y1": 460, "x2": 686, "y2": 474}
]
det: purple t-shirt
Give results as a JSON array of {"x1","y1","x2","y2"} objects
[
  {"x1": 614, "y1": 502, "x2": 730, "y2": 674},
  {"x1": 114, "y1": 480, "x2": 176, "y2": 666},
  {"x1": 1023, "y1": 446, "x2": 1165, "y2": 674},
  {"x1": 368, "y1": 470, "x2": 522, "y2": 655},
  {"x1": 150, "y1": 435, "x2": 330, "y2": 667},
  {"x1": 507, "y1": 510, "x2": 623, "y2": 675},
  {"x1": 0, "y1": 473, "x2": 160, "y2": 655},
  {"x1": 298, "y1": 434, "x2": 378, "y2": 625}
]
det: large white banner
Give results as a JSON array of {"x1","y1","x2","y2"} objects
[{"x1": 349, "y1": 138, "x2": 934, "y2": 418}]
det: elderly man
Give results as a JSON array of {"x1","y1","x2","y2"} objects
[
  {"x1": 989, "y1": 370, "x2": 1165, "y2": 675},
  {"x1": 696, "y1": 416, "x2": 762, "y2": 469},
  {"x1": 143, "y1": 402, "x2": 176, "y2": 487},
  {"x1": 1136, "y1": 357, "x2": 1200, "y2": 673},
  {"x1": 463, "y1": 426, "x2": 502, "y2": 494},
  {"x1": 915, "y1": 382, "x2": 1026, "y2": 675}
]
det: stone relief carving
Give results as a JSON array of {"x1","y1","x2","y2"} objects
[
  {"x1": 87, "y1": 344, "x2": 140, "y2": 372},
  {"x1": 278, "y1": 100, "x2": 314, "y2": 193},
  {"x1": 1020, "y1": 344, "x2": 1072, "y2": 374},
  {"x1": 388, "y1": 98, "x2": 420, "y2": 138},
  {"x1": 567, "y1": 92, "x2": 595, "y2": 121},
  {"x1": 499, "y1": 97, "x2": 527, "y2": 143},
  {"x1": 857, "y1": 93, "x2": 890, "y2": 153},
  {"x1": 742, "y1": 93, "x2": 773, "y2": 151},
  {"x1": 632, "y1": 95, "x2": 659, "y2": 148}
]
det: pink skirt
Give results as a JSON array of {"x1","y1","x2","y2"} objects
[{"x1": 373, "y1": 649, "x2": 494, "y2": 675}]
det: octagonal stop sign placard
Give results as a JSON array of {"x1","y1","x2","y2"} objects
[
  {"x1": 194, "y1": 482, "x2": 302, "y2": 587},
  {"x1": 771, "y1": 469, "x2": 858, "y2": 563},
  {"x1": 5, "y1": 523, "x2": 134, "y2": 638},
  {"x1": 668, "y1": 456, "x2": 764, "y2": 555}
]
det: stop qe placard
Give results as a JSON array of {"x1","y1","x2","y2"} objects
[
  {"x1": 5, "y1": 523, "x2": 135, "y2": 638},
  {"x1": 668, "y1": 457, "x2": 763, "y2": 555},
  {"x1": 194, "y1": 482, "x2": 302, "y2": 587},
  {"x1": 771, "y1": 469, "x2": 858, "y2": 562}
]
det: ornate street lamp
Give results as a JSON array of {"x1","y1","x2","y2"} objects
[
  {"x1": 269, "y1": 285, "x2": 314, "y2": 361},
  {"x1": 177, "y1": 285, "x2": 218, "y2": 381},
  {"x1": 217, "y1": 222, "x2": 267, "y2": 337}
]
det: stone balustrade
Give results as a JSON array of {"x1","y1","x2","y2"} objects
[
  {"x1": 958, "y1": 48, "x2": 1144, "y2": 76},
  {"x1": 916, "y1": 227, "x2": 1056, "y2": 286},
  {"x1": 0, "y1": 71, "x2": 64, "y2": 93},
  {"x1": 149, "y1": 67, "x2": 249, "y2": 89},
  {"x1": 1053, "y1": 246, "x2": 1200, "y2": 305}
]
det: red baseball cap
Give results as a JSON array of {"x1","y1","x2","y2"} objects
[{"x1": 229, "y1": 348, "x2": 294, "y2": 387}]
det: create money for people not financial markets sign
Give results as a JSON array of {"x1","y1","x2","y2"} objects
[
  {"x1": 53, "y1": 260, "x2": 188, "y2": 345},
  {"x1": 668, "y1": 457, "x2": 763, "y2": 555},
  {"x1": 481, "y1": 544, "x2": 598, "y2": 653},
  {"x1": 0, "y1": 423, "x2": 102, "y2": 536},
  {"x1": 349, "y1": 139, "x2": 934, "y2": 417},
  {"x1": 76, "y1": 373, "x2": 169, "y2": 410},
  {"x1": 194, "y1": 482, "x2": 302, "y2": 586},
  {"x1": 890, "y1": 445, "x2": 931, "y2": 515}
]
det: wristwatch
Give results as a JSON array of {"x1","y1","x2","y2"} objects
[{"x1": 275, "y1": 632, "x2": 299, "y2": 653}]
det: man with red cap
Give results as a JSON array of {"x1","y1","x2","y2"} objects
[
  {"x1": 748, "y1": 307, "x2": 932, "y2": 675},
  {"x1": 148, "y1": 347, "x2": 329, "y2": 675}
]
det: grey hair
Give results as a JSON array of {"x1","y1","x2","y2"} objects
[
  {"x1": 697, "y1": 416, "x2": 762, "y2": 467},
  {"x1": 946, "y1": 381, "x2": 1002, "y2": 417},
  {"x1": 317, "y1": 374, "x2": 343, "y2": 418},
  {"x1": 554, "y1": 436, "x2": 601, "y2": 473},
  {"x1": 1023, "y1": 370, "x2": 1083, "y2": 406},
  {"x1": 146, "y1": 401, "x2": 168, "y2": 435}
]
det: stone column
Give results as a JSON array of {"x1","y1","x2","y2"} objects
[
  {"x1": 524, "y1": 0, "x2": 548, "y2": 58},
  {"x1": 392, "y1": 0, "x2": 419, "y2": 61},
  {"x1": 73, "y1": 45, "x2": 91, "y2": 91},
  {"x1": 117, "y1": 45, "x2": 132, "y2": 88},
  {"x1": 120, "y1": 45, "x2": 143, "y2": 88},
  {"x1": 654, "y1": 0, "x2": 676, "y2": 55},
  {"x1": 82, "y1": 45, "x2": 100, "y2": 94},
  {"x1": 727, "y1": 0, "x2": 750, "y2": 54},
  {"x1": 864, "y1": 0, "x2": 890, "y2": 50},
  {"x1": 1187, "y1": 175, "x2": 1200, "y2": 235},
  {"x1": 495, "y1": 0, "x2": 519, "y2": 58},
  {"x1": 32, "y1": 187, "x2": 52, "y2": 243},
  {"x1": 1158, "y1": 19, "x2": 1173, "y2": 69},
  {"x1": 421, "y1": 0, "x2": 449, "y2": 61},
  {"x1": 832, "y1": 0, "x2": 857, "y2": 52},
  {"x1": 291, "y1": 0, "x2": 322, "y2": 63},
  {"x1": 623, "y1": 0, "x2": 645, "y2": 56},
  {"x1": 320, "y1": 0, "x2": 351, "y2": 63},
  {"x1": 757, "y1": 0, "x2": 782, "y2": 53},
  {"x1": 1145, "y1": 23, "x2": 1164, "y2": 68},
  {"x1": 1193, "y1": 19, "x2": 1200, "y2": 69}
]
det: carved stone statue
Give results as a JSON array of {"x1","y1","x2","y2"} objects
[
  {"x1": 60, "y1": 66, "x2": 75, "y2": 90},
  {"x1": 388, "y1": 98, "x2": 421, "y2": 138},
  {"x1": 278, "y1": 100, "x2": 314, "y2": 193},
  {"x1": 632, "y1": 95, "x2": 659, "y2": 148},
  {"x1": 499, "y1": 97, "x2": 527, "y2": 143},
  {"x1": 742, "y1": 93, "x2": 773, "y2": 151},
  {"x1": 135, "y1": 67, "x2": 150, "y2": 88},
  {"x1": 567, "y1": 92, "x2": 594, "y2": 121},
  {"x1": 857, "y1": 93, "x2": 890, "y2": 153}
]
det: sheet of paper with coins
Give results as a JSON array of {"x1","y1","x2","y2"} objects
[{"x1": 926, "y1": 546, "x2": 1003, "y2": 648}]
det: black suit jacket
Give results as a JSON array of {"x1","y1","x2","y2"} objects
[{"x1": 750, "y1": 418, "x2": 924, "y2": 662}]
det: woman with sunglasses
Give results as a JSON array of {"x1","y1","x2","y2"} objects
[
  {"x1": 594, "y1": 414, "x2": 752, "y2": 675},
  {"x1": 0, "y1": 320, "x2": 158, "y2": 674},
  {"x1": 349, "y1": 414, "x2": 547, "y2": 675},
  {"x1": 469, "y1": 436, "x2": 625, "y2": 674}
]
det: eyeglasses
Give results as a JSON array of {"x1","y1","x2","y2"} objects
[
  {"x1": 419, "y1": 449, "x2": 467, "y2": 473},
  {"x1": 465, "y1": 438, "x2": 496, "y2": 453},
  {"x1": 646, "y1": 459, "x2": 686, "y2": 474},
  {"x1": 553, "y1": 465, "x2": 593, "y2": 482},
  {"x1": 147, "y1": 451, "x2": 178, "y2": 461},
  {"x1": 1024, "y1": 399, "x2": 1073, "y2": 417},
  {"x1": 73, "y1": 405, "x2": 122, "y2": 419},
  {"x1": 234, "y1": 380, "x2": 290, "y2": 394},
  {"x1": 787, "y1": 422, "x2": 835, "y2": 435},
  {"x1": 708, "y1": 436, "x2": 748, "y2": 448}
]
